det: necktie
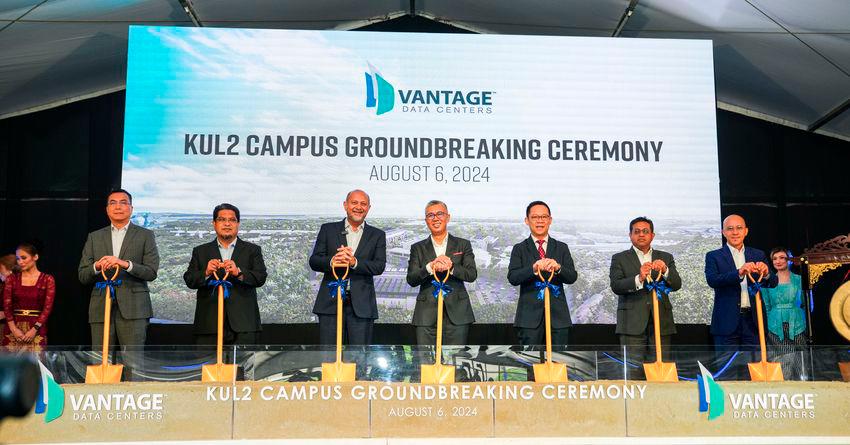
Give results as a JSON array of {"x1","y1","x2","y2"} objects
[{"x1": 536, "y1": 239, "x2": 546, "y2": 259}]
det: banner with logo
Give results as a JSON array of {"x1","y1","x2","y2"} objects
[{"x1": 122, "y1": 26, "x2": 720, "y2": 324}]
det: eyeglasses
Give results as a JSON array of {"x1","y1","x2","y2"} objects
[
  {"x1": 108, "y1": 200, "x2": 131, "y2": 207},
  {"x1": 425, "y1": 211, "x2": 448, "y2": 220},
  {"x1": 723, "y1": 225, "x2": 746, "y2": 232},
  {"x1": 631, "y1": 228, "x2": 652, "y2": 235},
  {"x1": 215, "y1": 217, "x2": 239, "y2": 223},
  {"x1": 528, "y1": 215, "x2": 550, "y2": 222}
]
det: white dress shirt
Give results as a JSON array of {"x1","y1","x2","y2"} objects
[
  {"x1": 425, "y1": 234, "x2": 449, "y2": 275},
  {"x1": 344, "y1": 219, "x2": 364, "y2": 269},
  {"x1": 631, "y1": 246, "x2": 669, "y2": 290},
  {"x1": 727, "y1": 244, "x2": 750, "y2": 309},
  {"x1": 94, "y1": 223, "x2": 133, "y2": 273}
]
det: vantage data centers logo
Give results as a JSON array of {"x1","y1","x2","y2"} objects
[
  {"x1": 695, "y1": 361, "x2": 816, "y2": 421},
  {"x1": 363, "y1": 63, "x2": 494, "y2": 116}
]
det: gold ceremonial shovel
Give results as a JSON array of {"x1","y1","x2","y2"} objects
[
  {"x1": 642, "y1": 269, "x2": 678, "y2": 382},
  {"x1": 747, "y1": 271, "x2": 784, "y2": 382},
  {"x1": 533, "y1": 269, "x2": 568, "y2": 383},
  {"x1": 420, "y1": 268, "x2": 455, "y2": 384},
  {"x1": 86, "y1": 266, "x2": 124, "y2": 384},
  {"x1": 202, "y1": 270, "x2": 238, "y2": 382},
  {"x1": 322, "y1": 264, "x2": 356, "y2": 382}
]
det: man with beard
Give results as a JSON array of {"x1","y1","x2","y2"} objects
[
  {"x1": 310, "y1": 189, "x2": 387, "y2": 347},
  {"x1": 609, "y1": 216, "x2": 682, "y2": 377},
  {"x1": 184, "y1": 203, "x2": 267, "y2": 345}
]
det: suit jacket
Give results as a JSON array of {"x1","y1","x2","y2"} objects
[
  {"x1": 78, "y1": 223, "x2": 160, "y2": 322},
  {"x1": 407, "y1": 234, "x2": 477, "y2": 326},
  {"x1": 508, "y1": 236, "x2": 578, "y2": 329},
  {"x1": 705, "y1": 244, "x2": 777, "y2": 335},
  {"x1": 609, "y1": 248, "x2": 682, "y2": 336},
  {"x1": 309, "y1": 220, "x2": 387, "y2": 319},
  {"x1": 183, "y1": 238, "x2": 267, "y2": 334}
]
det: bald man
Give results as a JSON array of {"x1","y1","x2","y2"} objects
[{"x1": 704, "y1": 214, "x2": 776, "y2": 366}]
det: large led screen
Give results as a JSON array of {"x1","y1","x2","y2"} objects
[{"x1": 122, "y1": 26, "x2": 720, "y2": 324}]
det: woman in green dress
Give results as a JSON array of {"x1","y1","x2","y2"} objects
[{"x1": 761, "y1": 247, "x2": 807, "y2": 379}]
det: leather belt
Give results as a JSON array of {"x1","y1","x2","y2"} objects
[{"x1": 739, "y1": 307, "x2": 752, "y2": 315}]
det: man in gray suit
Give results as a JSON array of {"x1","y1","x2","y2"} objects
[
  {"x1": 78, "y1": 189, "x2": 159, "y2": 347},
  {"x1": 609, "y1": 216, "x2": 681, "y2": 370},
  {"x1": 406, "y1": 200, "x2": 477, "y2": 346}
]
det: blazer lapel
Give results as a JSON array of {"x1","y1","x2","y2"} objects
[
  {"x1": 446, "y1": 234, "x2": 457, "y2": 258},
  {"x1": 525, "y1": 237, "x2": 539, "y2": 260},
  {"x1": 721, "y1": 244, "x2": 737, "y2": 270},
  {"x1": 230, "y1": 237, "x2": 244, "y2": 264},
  {"x1": 353, "y1": 223, "x2": 372, "y2": 258},
  {"x1": 629, "y1": 248, "x2": 643, "y2": 274},
  {"x1": 118, "y1": 224, "x2": 136, "y2": 259},
  {"x1": 424, "y1": 236, "x2": 437, "y2": 261},
  {"x1": 336, "y1": 219, "x2": 347, "y2": 249}
]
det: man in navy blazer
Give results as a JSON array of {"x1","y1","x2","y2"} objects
[
  {"x1": 309, "y1": 189, "x2": 387, "y2": 346},
  {"x1": 705, "y1": 214, "x2": 776, "y2": 357},
  {"x1": 508, "y1": 201, "x2": 577, "y2": 348}
]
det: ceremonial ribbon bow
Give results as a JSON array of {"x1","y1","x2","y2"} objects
[
  {"x1": 328, "y1": 279, "x2": 350, "y2": 300},
  {"x1": 535, "y1": 281, "x2": 561, "y2": 300},
  {"x1": 645, "y1": 279, "x2": 672, "y2": 300},
  {"x1": 208, "y1": 279, "x2": 233, "y2": 299},
  {"x1": 747, "y1": 280, "x2": 763, "y2": 298},
  {"x1": 431, "y1": 280, "x2": 453, "y2": 299},
  {"x1": 95, "y1": 279, "x2": 122, "y2": 299}
]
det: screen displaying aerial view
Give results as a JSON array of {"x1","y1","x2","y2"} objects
[{"x1": 123, "y1": 27, "x2": 720, "y2": 324}]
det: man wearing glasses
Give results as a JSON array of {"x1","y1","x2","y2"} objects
[
  {"x1": 406, "y1": 200, "x2": 477, "y2": 347},
  {"x1": 183, "y1": 203, "x2": 267, "y2": 346},
  {"x1": 79, "y1": 189, "x2": 160, "y2": 347},
  {"x1": 609, "y1": 216, "x2": 681, "y2": 375},
  {"x1": 705, "y1": 214, "x2": 775, "y2": 368},
  {"x1": 508, "y1": 201, "x2": 577, "y2": 349}
]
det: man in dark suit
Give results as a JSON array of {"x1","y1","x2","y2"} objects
[
  {"x1": 705, "y1": 214, "x2": 776, "y2": 356},
  {"x1": 78, "y1": 189, "x2": 159, "y2": 347},
  {"x1": 183, "y1": 203, "x2": 267, "y2": 345},
  {"x1": 309, "y1": 189, "x2": 386, "y2": 346},
  {"x1": 407, "y1": 200, "x2": 477, "y2": 346},
  {"x1": 508, "y1": 201, "x2": 577, "y2": 348},
  {"x1": 609, "y1": 216, "x2": 682, "y2": 372}
]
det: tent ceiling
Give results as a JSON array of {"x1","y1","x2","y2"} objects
[{"x1": 1, "y1": 0, "x2": 848, "y2": 141}]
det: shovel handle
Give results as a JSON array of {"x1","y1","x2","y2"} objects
[
  {"x1": 432, "y1": 267, "x2": 453, "y2": 365},
  {"x1": 536, "y1": 268, "x2": 556, "y2": 364},
  {"x1": 212, "y1": 269, "x2": 230, "y2": 366},
  {"x1": 747, "y1": 271, "x2": 769, "y2": 363},
  {"x1": 645, "y1": 269, "x2": 664, "y2": 362},
  {"x1": 99, "y1": 266, "x2": 120, "y2": 367},
  {"x1": 331, "y1": 264, "x2": 349, "y2": 363}
]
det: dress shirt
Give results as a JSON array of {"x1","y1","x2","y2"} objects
[
  {"x1": 631, "y1": 246, "x2": 669, "y2": 290},
  {"x1": 425, "y1": 234, "x2": 449, "y2": 275},
  {"x1": 93, "y1": 223, "x2": 133, "y2": 273},
  {"x1": 728, "y1": 244, "x2": 750, "y2": 309},
  {"x1": 344, "y1": 219, "x2": 364, "y2": 269}
]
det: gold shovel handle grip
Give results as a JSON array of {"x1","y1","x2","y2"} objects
[
  {"x1": 331, "y1": 263, "x2": 350, "y2": 280},
  {"x1": 535, "y1": 268, "x2": 555, "y2": 283},
  {"x1": 645, "y1": 268, "x2": 663, "y2": 283},
  {"x1": 746, "y1": 270, "x2": 765, "y2": 284},
  {"x1": 101, "y1": 265, "x2": 121, "y2": 281},
  {"x1": 212, "y1": 269, "x2": 231, "y2": 282},
  {"x1": 432, "y1": 267, "x2": 453, "y2": 284}
]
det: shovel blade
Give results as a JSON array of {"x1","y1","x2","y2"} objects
[
  {"x1": 748, "y1": 361, "x2": 784, "y2": 382},
  {"x1": 322, "y1": 361, "x2": 357, "y2": 382},
  {"x1": 838, "y1": 362, "x2": 850, "y2": 382},
  {"x1": 420, "y1": 363, "x2": 455, "y2": 384},
  {"x1": 533, "y1": 362, "x2": 568, "y2": 383},
  {"x1": 643, "y1": 361, "x2": 679, "y2": 382},
  {"x1": 202, "y1": 363, "x2": 238, "y2": 383},
  {"x1": 85, "y1": 364, "x2": 124, "y2": 384}
]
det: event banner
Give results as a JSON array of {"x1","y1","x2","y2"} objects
[{"x1": 122, "y1": 26, "x2": 720, "y2": 324}]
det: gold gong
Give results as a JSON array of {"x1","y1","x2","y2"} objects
[{"x1": 829, "y1": 280, "x2": 850, "y2": 342}]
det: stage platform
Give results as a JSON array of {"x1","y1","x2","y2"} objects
[{"x1": 2, "y1": 346, "x2": 849, "y2": 443}]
